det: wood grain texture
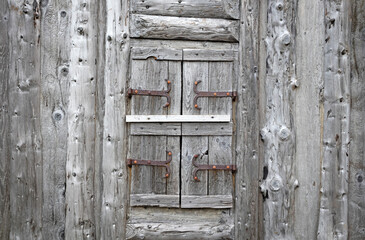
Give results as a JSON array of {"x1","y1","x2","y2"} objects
[
  {"x1": 0, "y1": 0, "x2": 10, "y2": 239},
  {"x1": 65, "y1": 0, "x2": 98, "y2": 238},
  {"x1": 293, "y1": 0, "x2": 324, "y2": 238},
  {"x1": 131, "y1": 47, "x2": 182, "y2": 61},
  {"x1": 7, "y1": 1, "x2": 43, "y2": 239},
  {"x1": 127, "y1": 208, "x2": 233, "y2": 239},
  {"x1": 182, "y1": 123, "x2": 233, "y2": 136},
  {"x1": 181, "y1": 195, "x2": 233, "y2": 209},
  {"x1": 349, "y1": 1, "x2": 365, "y2": 239},
  {"x1": 259, "y1": 1, "x2": 298, "y2": 239},
  {"x1": 130, "y1": 194, "x2": 179, "y2": 207},
  {"x1": 40, "y1": 0, "x2": 70, "y2": 239},
  {"x1": 126, "y1": 115, "x2": 231, "y2": 122},
  {"x1": 183, "y1": 49, "x2": 238, "y2": 62},
  {"x1": 317, "y1": 1, "x2": 351, "y2": 239},
  {"x1": 234, "y1": 1, "x2": 260, "y2": 238},
  {"x1": 130, "y1": 123, "x2": 181, "y2": 136},
  {"x1": 131, "y1": 0, "x2": 239, "y2": 19},
  {"x1": 99, "y1": 0, "x2": 129, "y2": 238},
  {"x1": 130, "y1": 14, "x2": 239, "y2": 42}
]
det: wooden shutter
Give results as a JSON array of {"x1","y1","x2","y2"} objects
[
  {"x1": 127, "y1": 47, "x2": 182, "y2": 208},
  {"x1": 181, "y1": 49, "x2": 238, "y2": 208}
]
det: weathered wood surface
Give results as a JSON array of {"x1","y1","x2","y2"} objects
[
  {"x1": 130, "y1": 14, "x2": 239, "y2": 42},
  {"x1": 317, "y1": 1, "x2": 351, "y2": 239},
  {"x1": 182, "y1": 123, "x2": 233, "y2": 136},
  {"x1": 349, "y1": 1, "x2": 365, "y2": 239},
  {"x1": 130, "y1": 194, "x2": 179, "y2": 208},
  {"x1": 131, "y1": 0, "x2": 239, "y2": 19},
  {"x1": 130, "y1": 123, "x2": 181, "y2": 135},
  {"x1": 131, "y1": 47, "x2": 182, "y2": 61},
  {"x1": 183, "y1": 49, "x2": 238, "y2": 62},
  {"x1": 0, "y1": 0, "x2": 10, "y2": 239},
  {"x1": 259, "y1": 1, "x2": 298, "y2": 239},
  {"x1": 126, "y1": 115, "x2": 231, "y2": 122},
  {"x1": 234, "y1": 1, "x2": 260, "y2": 239},
  {"x1": 7, "y1": 1, "x2": 43, "y2": 239},
  {"x1": 65, "y1": 0, "x2": 98, "y2": 238},
  {"x1": 181, "y1": 195, "x2": 233, "y2": 209},
  {"x1": 40, "y1": 0, "x2": 70, "y2": 239},
  {"x1": 127, "y1": 208, "x2": 234, "y2": 239}
]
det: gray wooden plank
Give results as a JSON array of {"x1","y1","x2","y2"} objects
[
  {"x1": 40, "y1": 0, "x2": 70, "y2": 239},
  {"x1": 130, "y1": 194, "x2": 179, "y2": 208},
  {"x1": 208, "y1": 62, "x2": 234, "y2": 197},
  {"x1": 293, "y1": 0, "x2": 324, "y2": 239},
  {"x1": 131, "y1": 47, "x2": 182, "y2": 61},
  {"x1": 259, "y1": 1, "x2": 298, "y2": 239},
  {"x1": 181, "y1": 195, "x2": 233, "y2": 209},
  {"x1": 349, "y1": 1, "x2": 365, "y2": 239},
  {"x1": 181, "y1": 62, "x2": 209, "y2": 201},
  {"x1": 183, "y1": 49, "x2": 237, "y2": 62},
  {"x1": 8, "y1": 0, "x2": 43, "y2": 239},
  {"x1": 65, "y1": 0, "x2": 98, "y2": 238},
  {"x1": 130, "y1": 0, "x2": 239, "y2": 19},
  {"x1": 100, "y1": 0, "x2": 130, "y2": 238},
  {"x1": 166, "y1": 137, "x2": 180, "y2": 196},
  {"x1": 0, "y1": 0, "x2": 10, "y2": 238},
  {"x1": 317, "y1": 1, "x2": 351, "y2": 239},
  {"x1": 182, "y1": 123, "x2": 233, "y2": 136},
  {"x1": 130, "y1": 123, "x2": 181, "y2": 136},
  {"x1": 130, "y1": 14, "x2": 239, "y2": 42}
]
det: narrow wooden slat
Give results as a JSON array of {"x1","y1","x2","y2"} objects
[
  {"x1": 130, "y1": 194, "x2": 179, "y2": 208},
  {"x1": 131, "y1": 47, "x2": 182, "y2": 61},
  {"x1": 130, "y1": 14, "x2": 239, "y2": 42},
  {"x1": 182, "y1": 123, "x2": 232, "y2": 136},
  {"x1": 130, "y1": 123, "x2": 181, "y2": 135},
  {"x1": 126, "y1": 115, "x2": 230, "y2": 123},
  {"x1": 130, "y1": 0, "x2": 239, "y2": 19},
  {"x1": 183, "y1": 49, "x2": 237, "y2": 62},
  {"x1": 181, "y1": 195, "x2": 233, "y2": 209}
]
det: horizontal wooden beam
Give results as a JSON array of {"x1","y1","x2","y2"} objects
[
  {"x1": 183, "y1": 49, "x2": 238, "y2": 62},
  {"x1": 131, "y1": 0, "x2": 239, "y2": 19},
  {"x1": 182, "y1": 123, "x2": 232, "y2": 136},
  {"x1": 181, "y1": 195, "x2": 233, "y2": 209},
  {"x1": 126, "y1": 115, "x2": 231, "y2": 123},
  {"x1": 130, "y1": 123, "x2": 181, "y2": 135},
  {"x1": 131, "y1": 47, "x2": 182, "y2": 61},
  {"x1": 130, "y1": 14, "x2": 239, "y2": 42},
  {"x1": 130, "y1": 194, "x2": 179, "y2": 208}
]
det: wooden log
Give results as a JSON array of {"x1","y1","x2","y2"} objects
[
  {"x1": 100, "y1": 0, "x2": 130, "y2": 238},
  {"x1": 131, "y1": 0, "x2": 239, "y2": 19},
  {"x1": 7, "y1": 1, "x2": 43, "y2": 239},
  {"x1": 259, "y1": 1, "x2": 298, "y2": 239},
  {"x1": 293, "y1": 0, "x2": 324, "y2": 238},
  {"x1": 65, "y1": 0, "x2": 98, "y2": 238},
  {"x1": 130, "y1": 14, "x2": 239, "y2": 42},
  {"x1": 349, "y1": 1, "x2": 365, "y2": 239},
  {"x1": 317, "y1": 1, "x2": 351, "y2": 239},
  {"x1": 0, "y1": 0, "x2": 10, "y2": 239},
  {"x1": 40, "y1": 0, "x2": 70, "y2": 239}
]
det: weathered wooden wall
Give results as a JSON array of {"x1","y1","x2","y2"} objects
[{"x1": 0, "y1": 0, "x2": 364, "y2": 239}]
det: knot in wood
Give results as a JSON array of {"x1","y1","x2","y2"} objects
[
  {"x1": 53, "y1": 109, "x2": 64, "y2": 122},
  {"x1": 278, "y1": 126, "x2": 291, "y2": 141},
  {"x1": 269, "y1": 178, "x2": 282, "y2": 192},
  {"x1": 280, "y1": 33, "x2": 291, "y2": 46}
]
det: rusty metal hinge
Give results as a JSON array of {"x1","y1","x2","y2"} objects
[
  {"x1": 127, "y1": 151, "x2": 172, "y2": 178},
  {"x1": 127, "y1": 79, "x2": 171, "y2": 108},
  {"x1": 192, "y1": 154, "x2": 236, "y2": 181},
  {"x1": 193, "y1": 80, "x2": 237, "y2": 110}
]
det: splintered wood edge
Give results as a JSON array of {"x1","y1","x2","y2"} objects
[{"x1": 126, "y1": 115, "x2": 231, "y2": 123}]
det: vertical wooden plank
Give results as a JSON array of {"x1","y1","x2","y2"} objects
[
  {"x1": 317, "y1": 1, "x2": 351, "y2": 239},
  {"x1": 208, "y1": 62, "x2": 233, "y2": 196},
  {"x1": 259, "y1": 0, "x2": 298, "y2": 239},
  {"x1": 294, "y1": 0, "x2": 324, "y2": 239},
  {"x1": 235, "y1": 0, "x2": 260, "y2": 238},
  {"x1": 181, "y1": 62, "x2": 209, "y2": 204},
  {"x1": 349, "y1": 1, "x2": 365, "y2": 239},
  {"x1": 0, "y1": 0, "x2": 10, "y2": 239},
  {"x1": 65, "y1": 0, "x2": 98, "y2": 238},
  {"x1": 100, "y1": 0, "x2": 130, "y2": 237},
  {"x1": 7, "y1": 0, "x2": 43, "y2": 239},
  {"x1": 40, "y1": 0, "x2": 70, "y2": 239}
]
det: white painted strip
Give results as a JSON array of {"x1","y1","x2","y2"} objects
[{"x1": 126, "y1": 115, "x2": 230, "y2": 123}]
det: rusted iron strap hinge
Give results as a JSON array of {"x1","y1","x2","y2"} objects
[
  {"x1": 192, "y1": 154, "x2": 236, "y2": 182},
  {"x1": 193, "y1": 80, "x2": 237, "y2": 110},
  {"x1": 127, "y1": 151, "x2": 172, "y2": 178},
  {"x1": 127, "y1": 79, "x2": 171, "y2": 108}
]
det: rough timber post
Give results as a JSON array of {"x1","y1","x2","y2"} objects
[{"x1": 259, "y1": 0, "x2": 298, "y2": 239}]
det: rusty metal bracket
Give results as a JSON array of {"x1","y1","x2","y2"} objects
[
  {"x1": 127, "y1": 151, "x2": 172, "y2": 178},
  {"x1": 193, "y1": 80, "x2": 237, "y2": 110},
  {"x1": 192, "y1": 154, "x2": 236, "y2": 182},
  {"x1": 127, "y1": 79, "x2": 171, "y2": 108}
]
